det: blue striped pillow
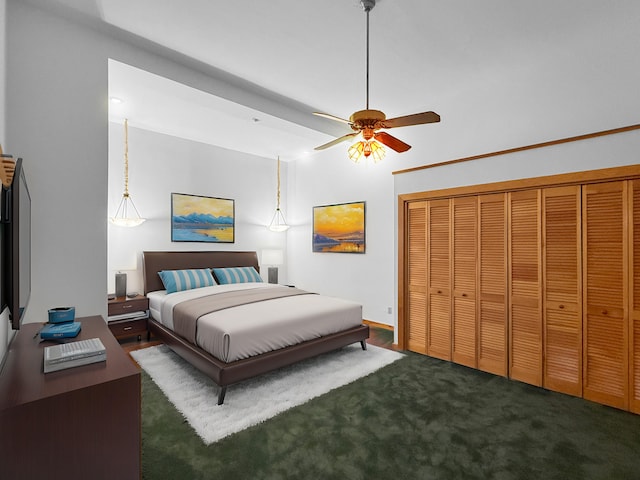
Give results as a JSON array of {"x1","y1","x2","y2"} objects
[
  {"x1": 212, "y1": 266, "x2": 262, "y2": 284},
  {"x1": 158, "y1": 268, "x2": 217, "y2": 294}
]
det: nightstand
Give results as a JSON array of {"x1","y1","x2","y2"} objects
[{"x1": 107, "y1": 294, "x2": 149, "y2": 341}]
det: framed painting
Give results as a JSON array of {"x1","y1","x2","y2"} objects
[
  {"x1": 313, "y1": 201, "x2": 365, "y2": 253},
  {"x1": 171, "y1": 192, "x2": 235, "y2": 243}
]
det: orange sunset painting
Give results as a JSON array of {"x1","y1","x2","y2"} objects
[{"x1": 313, "y1": 201, "x2": 365, "y2": 253}]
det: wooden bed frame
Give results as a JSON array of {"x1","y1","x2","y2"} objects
[{"x1": 142, "y1": 250, "x2": 370, "y2": 404}]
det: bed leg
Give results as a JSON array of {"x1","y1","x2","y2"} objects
[
  {"x1": 217, "y1": 386, "x2": 227, "y2": 405},
  {"x1": 360, "y1": 340, "x2": 367, "y2": 351}
]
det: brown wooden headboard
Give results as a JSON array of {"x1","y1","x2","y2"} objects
[{"x1": 142, "y1": 251, "x2": 260, "y2": 294}]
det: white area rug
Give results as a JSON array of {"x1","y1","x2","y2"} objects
[{"x1": 131, "y1": 342, "x2": 403, "y2": 444}]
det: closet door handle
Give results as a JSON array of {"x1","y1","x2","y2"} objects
[
  {"x1": 602, "y1": 309, "x2": 608, "y2": 315},
  {"x1": 437, "y1": 290, "x2": 442, "y2": 294},
  {"x1": 559, "y1": 304, "x2": 564, "y2": 309},
  {"x1": 462, "y1": 293, "x2": 467, "y2": 297}
]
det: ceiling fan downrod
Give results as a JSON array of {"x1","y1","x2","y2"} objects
[
  {"x1": 361, "y1": 0, "x2": 376, "y2": 110},
  {"x1": 311, "y1": 0, "x2": 440, "y2": 156}
]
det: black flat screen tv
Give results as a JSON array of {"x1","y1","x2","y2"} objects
[{"x1": 1, "y1": 157, "x2": 31, "y2": 330}]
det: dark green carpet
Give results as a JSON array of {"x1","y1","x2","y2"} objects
[{"x1": 142, "y1": 351, "x2": 640, "y2": 480}]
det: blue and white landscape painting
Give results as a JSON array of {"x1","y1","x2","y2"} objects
[{"x1": 171, "y1": 193, "x2": 235, "y2": 243}]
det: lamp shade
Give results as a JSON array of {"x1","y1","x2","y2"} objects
[
  {"x1": 268, "y1": 208, "x2": 290, "y2": 232},
  {"x1": 348, "y1": 139, "x2": 385, "y2": 164},
  {"x1": 109, "y1": 194, "x2": 146, "y2": 227},
  {"x1": 261, "y1": 249, "x2": 284, "y2": 266}
]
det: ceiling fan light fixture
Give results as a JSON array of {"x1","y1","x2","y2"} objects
[
  {"x1": 348, "y1": 139, "x2": 385, "y2": 164},
  {"x1": 347, "y1": 142, "x2": 364, "y2": 163}
]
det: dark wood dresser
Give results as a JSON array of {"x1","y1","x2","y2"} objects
[{"x1": 0, "y1": 315, "x2": 141, "y2": 479}]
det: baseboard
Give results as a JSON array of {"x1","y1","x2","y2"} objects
[{"x1": 363, "y1": 319, "x2": 394, "y2": 331}]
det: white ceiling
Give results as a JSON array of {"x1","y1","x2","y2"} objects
[
  {"x1": 28, "y1": 0, "x2": 640, "y2": 162},
  {"x1": 107, "y1": 59, "x2": 334, "y2": 161}
]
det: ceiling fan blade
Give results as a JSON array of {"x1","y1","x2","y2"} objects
[
  {"x1": 314, "y1": 133, "x2": 359, "y2": 151},
  {"x1": 374, "y1": 131, "x2": 412, "y2": 153},
  {"x1": 380, "y1": 111, "x2": 440, "y2": 129},
  {"x1": 313, "y1": 112, "x2": 352, "y2": 125}
]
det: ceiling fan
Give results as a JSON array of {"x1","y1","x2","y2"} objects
[{"x1": 314, "y1": 0, "x2": 440, "y2": 162}]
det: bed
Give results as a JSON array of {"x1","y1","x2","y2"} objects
[{"x1": 142, "y1": 250, "x2": 369, "y2": 404}]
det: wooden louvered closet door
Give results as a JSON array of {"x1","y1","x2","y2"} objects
[
  {"x1": 582, "y1": 181, "x2": 629, "y2": 410},
  {"x1": 427, "y1": 199, "x2": 451, "y2": 360},
  {"x1": 452, "y1": 197, "x2": 478, "y2": 368},
  {"x1": 508, "y1": 190, "x2": 542, "y2": 386},
  {"x1": 477, "y1": 193, "x2": 508, "y2": 376},
  {"x1": 542, "y1": 185, "x2": 582, "y2": 397},
  {"x1": 407, "y1": 202, "x2": 428, "y2": 354},
  {"x1": 630, "y1": 180, "x2": 640, "y2": 414}
]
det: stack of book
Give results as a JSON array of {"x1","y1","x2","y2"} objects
[
  {"x1": 43, "y1": 338, "x2": 107, "y2": 373},
  {"x1": 40, "y1": 306, "x2": 80, "y2": 339}
]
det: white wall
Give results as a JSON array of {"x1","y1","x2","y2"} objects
[
  {"x1": 394, "y1": 129, "x2": 640, "y2": 197},
  {"x1": 107, "y1": 123, "x2": 287, "y2": 293},
  {"x1": 284, "y1": 0, "x2": 640, "y2": 327},
  {"x1": 107, "y1": 123, "x2": 399, "y2": 326},
  {"x1": 5, "y1": 0, "x2": 296, "y2": 324},
  {"x1": 287, "y1": 150, "x2": 396, "y2": 324},
  {"x1": 7, "y1": 1, "x2": 108, "y2": 323},
  {"x1": 378, "y1": 3, "x2": 640, "y2": 176},
  {"x1": 5, "y1": 0, "x2": 640, "y2": 334},
  {"x1": 3, "y1": 0, "x2": 399, "y2": 328}
]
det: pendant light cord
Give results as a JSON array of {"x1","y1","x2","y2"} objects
[
  {"x1": 276, "y1": 156, "x2": 281, "y2": 210},
  {"x1": 123, "y1": 118, "x2": 130, "y2": 197}
]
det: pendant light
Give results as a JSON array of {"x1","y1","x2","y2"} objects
[
  {"x1": 109, "y1": 119, "x2": 146, "y2": 227},
  {"x1": 268, "y1": 156, "x2": 289, "y2": 232}
]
